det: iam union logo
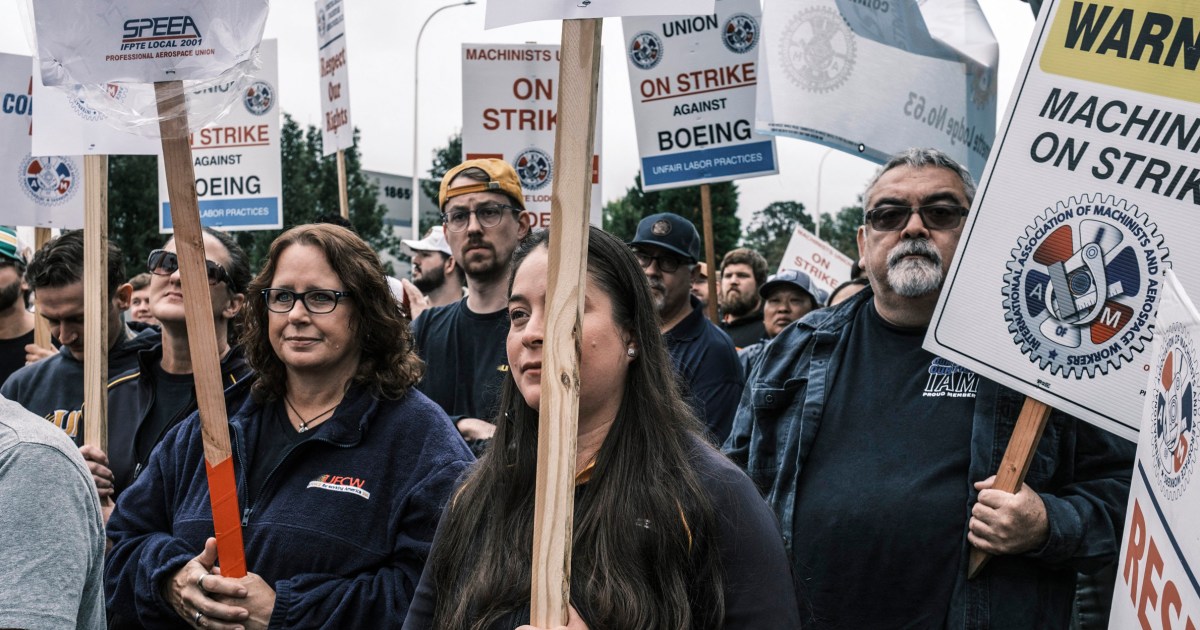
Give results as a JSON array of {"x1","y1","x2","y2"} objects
[
  {"x1": 19, "y1": 155, "x2": 78, "y2": 207},
  {"x1": 722, "y1": 13, "x2": 759, "y2": 54},
  {"x1": 244, "y1": 81, "x2": 275, "y2": 116},
  {"x1": 779, "y1": 7, "x2": 856, "y2": 93},
  {"x1": 1002, "y1": 194, "x2": 1170, "y2": 378},
  {"x1": 1151, "y1": 322, "x2": 1198, "y2": 500},
  {"x1": 513, "y1": 148, "x2": 552, "y2": 192},
  {"x1": 628, "y1": 31, "x2": 663, "y2": 71}
]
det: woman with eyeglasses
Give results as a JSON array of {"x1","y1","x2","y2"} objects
[
  {"x1": 77, "y1": 227, "x2": 252, "y2": 518},
  {"x1": 105, "y1": 224, "x2": 474, "y2": 630},
  {"x1": 402, "y1": 228, "x2": 800, "y2": 630}
]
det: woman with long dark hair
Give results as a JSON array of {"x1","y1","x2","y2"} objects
[{"x1": 403, "y1": 227, "x2": 799, "y2": 629}]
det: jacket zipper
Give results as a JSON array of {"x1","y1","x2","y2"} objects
[{"x1": 234, "y1": 430, "x2": 358, "y2": 527}]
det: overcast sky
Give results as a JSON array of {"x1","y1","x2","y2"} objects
[{"x1": 1, "y1": 0, "x2": 1036, "y2": 232}]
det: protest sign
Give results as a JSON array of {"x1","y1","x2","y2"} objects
[
  {"x1": 315, "y1": 0, "x2": 353, "y2": 156},
  {"x1": 157, "y1": 40, "x2": 282, "y2": 233},
  {"x1": 33, "y1": 0, "x2": 268, "y2": 86},
  {"x1": 778, "y1": 224, "x2": 853, "y2": 299},
  {"x1": 31, "y1": 77, "x2": 160, "y2": 155},
  {"x1": 1111, "y1": 270, "x2": 1200, "y2": 629},
  {"x1": 755, "y1": 0, "x2": 997, "y2": 178},
  {"x1": 926, "y1": 0, "x2": 1200, "y2": 441},
  {"x1": 364, "y1": 170, "x2": 438, "y2": 272},
  {"x1": 461, "y1": 43, "x2": 602, "y2": 229},
  {"x1": 0, "y1": 53, "x2": 84, "y2": 228},
  {"x1": 621, "y1": 0, "x2": 777, "y2": 191},
  {"x1": 485, "y1": 0, "x2": 713, "y2": 29}
]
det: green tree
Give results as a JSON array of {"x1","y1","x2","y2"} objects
[
  {"x1": 107, "y1": 113, "x2": 398, "y2": 275},
  {"x1": 603, "y1": 173, "x2": 741, "y2": 261},
  {"x1": 419, "y1": 132, "x2": 461, "y2": 229},
  {"x1": 108, "y1": 155, "x2": 165, "y2": 278},
  {"x1": 740, "y1": 200, "x2": 863, "y2": 269}
]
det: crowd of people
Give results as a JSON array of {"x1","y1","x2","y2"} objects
[{"x1": 0, "y1": 148, "x2": 1133, "y2": 630}]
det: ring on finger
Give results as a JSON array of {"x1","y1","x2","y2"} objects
[
  {"x1": 197, "y1": 574, "x2": 209, "y2": 593},
  {"x1": 194, "y1": 610, "x2": 204, "y2": 625}
]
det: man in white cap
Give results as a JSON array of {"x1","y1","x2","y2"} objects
[{"x1": 398, "y1": 226, "x2": 465, "y2": 320}]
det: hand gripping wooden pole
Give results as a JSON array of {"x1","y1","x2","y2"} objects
[
  {"x1": 700, "y1": 184, "x2": 718, "y2": 324},
  {"x1": 967, "y1": 395, "x2": 1052, "y2": 578},
  {"x1": 530, "y1": 18, "x2": 602, "y2": 627},
  {"x1": 154, "y1": 80, "x2": 248, "y2": 579},
  {"x1": 82, "y1": 155, "x2": 109, "y2": 452}
]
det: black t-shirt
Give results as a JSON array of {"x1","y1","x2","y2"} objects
[
  {"x1": 791, "y1": 301, "x2": 978, "y2": 630},
  {"x1": 247, "y1": 400, "x2": 322, "y2": 504},
  {"x1": 721, "y1": 310, "x2": 765, "y2": 349},
  {"x1": 134, "y1": 364, "x2": 196, "y2": 465},
  {"x1": 0, "y1": 330, "x2": 33, "y2": 387},
  {"x1": 411, "y1": 298, "x2": 510, "y2": 422}
]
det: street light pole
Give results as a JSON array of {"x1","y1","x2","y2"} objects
[
  {"x1": 814, "y1": 147, "x2": 835, "y2": 240},
  {"x1": 412, "y1": 0, "x2": 476, "y2": 240}
]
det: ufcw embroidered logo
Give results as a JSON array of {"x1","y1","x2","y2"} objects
[
  {"x1": 307, "y1": 474, "x2": 371, "y2": 500},
  {"x1": 497, "y1": 364, "x2": 510, "y2": 373}
]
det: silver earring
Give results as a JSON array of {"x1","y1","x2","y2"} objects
[{"x1": 627, "y1": 347, "x2": 637, "y2": 357}]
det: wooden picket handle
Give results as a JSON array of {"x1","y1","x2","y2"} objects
[
  {"x1": 530, "y1": 17, "x2": 602, "y2": 627},
  {"x1": 967, "y1": 395, "x2": 1053, "y2": 578},
  {"x1": 336, "y1": 149, "x2": 349, "y2": 219},
  {"x1": 700, "y1": 184, "x2": 718, "y2": 324},
  {"x1": 32, "y1": 228, "x2": 53, "y2": 350},
  {"x1": 82, "y1": 155, "x2": 109, "y2": 452},
  {"x1": 154, "y1": 80, "x2": 248, "y2": 580}
]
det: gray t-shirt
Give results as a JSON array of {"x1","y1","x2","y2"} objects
[{"x1": 0, "y1": 396, "x2": 105, "y2": 630}]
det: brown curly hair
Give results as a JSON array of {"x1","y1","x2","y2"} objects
[{"x1": 240, "y1": 224, "x2": 423, "y2": 401}]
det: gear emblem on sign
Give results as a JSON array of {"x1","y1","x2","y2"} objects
[
  {"x1": 19, "y1": 154, "x2": 79, "y2": 207},
  {"x1": 779, "y1": 7, "x2": 856, "y2": 93},
  {"x1": 1002, "y1": 194, "x2": 1170, "y2": 378},
  {"x1": 1151, "y1": 322, "x2": 1198, "y2": 501}
]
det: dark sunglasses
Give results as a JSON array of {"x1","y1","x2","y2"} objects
[
  {"x1": 864, "y1": 204, "x2": 969, "y2": 232},
  {"x1": 147, "y1": 249, "x2": 237, "y2": 292}
]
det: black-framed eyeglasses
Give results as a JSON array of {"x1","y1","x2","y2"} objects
[
  {"x1": 147, "y1": 249, "x2": 236, "y2": 291},
  {"x1": 261, "y1": 288, "x2": 351, "y2": 314},
  {"x1": 441, "y1": 204, "x2": 519, "y2": 233},
  {"x1": 631, "y1": 249, "x2": 689, "y2": 274},
  {"x1": 864, "y1": 204, "x2": 969, "y2": 232}
]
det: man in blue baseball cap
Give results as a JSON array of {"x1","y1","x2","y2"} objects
[{"x1": 629, "y1": 212, "x2": 742, "y2": 443}]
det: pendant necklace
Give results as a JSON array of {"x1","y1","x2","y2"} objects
[{"x1": 284, "y1": 396, "x2": 341, "y2": 433}]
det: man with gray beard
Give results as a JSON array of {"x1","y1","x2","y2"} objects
[{"x1": 724, "y1": 148, "x2": 1133, "y2": 630}]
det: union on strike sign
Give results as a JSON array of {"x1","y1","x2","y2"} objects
[{"x1": 485, "y1": 0, "x2": 713, "y2": 29}]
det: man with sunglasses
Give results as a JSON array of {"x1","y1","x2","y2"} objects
[
  {"x1": 2, "y1": 232, "x2": 159, "y2": 431},
  {"x1": 410, "y1": 159, "x2": 531, "y2": 451},
  {"x1": 628, "y1": 212, "x2": 742, "y2": 444},
  {"x1": 724, "y1": 148, "x2": 1133, "y2": 630}
]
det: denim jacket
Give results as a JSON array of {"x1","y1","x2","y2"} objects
[{"x1": 723, "y1": 289, "x2": 1135, "y2": 629}]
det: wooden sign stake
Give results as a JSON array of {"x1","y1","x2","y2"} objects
[
  {"x1": 336, "y1": 149, "x2": 350, "y2": 219},
  {"x1": 530, "y1": 18, "x2": 602, "y2": 627},
  {"x1": 32, "y1": 228, "x2": 54, "y2": 351},
  {"x1": 967, "y1": 395, "x2": 1052, "y2": 578},
  {"x1": 82, "y1": 155, "x2": 109, "y2": 452},
  {"x1": 155, "y1": 80, "x2": 248, "y2": 580},
  {"x1": 700, "y1": 184, "x2": 718, "y2": 324}
]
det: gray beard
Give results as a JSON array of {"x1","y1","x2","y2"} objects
[{"x1": 886, "y1": 240, "x2": 944, "y2": 297}]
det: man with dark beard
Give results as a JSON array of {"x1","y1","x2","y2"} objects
[
  {"x1": 718, "y1": 248, "x2": 768, "y2": 348},
  {"x1": 0, "y1": 228, "x2": 33, "y2": 385},
  {"x1": 629, "y1": 213, "x2": 742, "y2": 444},
  {"x1": 399, "y1": 226, "x2": 465, "y2": 320},
  {"x1": 724, "y1": 148, "x2": 1133, "y2": 630},
  {"x1": 411, "y1": 159, "x2": 530, "y2": 451}
]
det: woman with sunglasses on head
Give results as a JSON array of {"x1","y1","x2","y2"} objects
[
  {"x1": 76, "y1": 228, "x2": 253, "y2": 520},
  {"x1": 105, "y1": 224, "x2": 474, "y2": 630},
  {"x1": 402, "y1": 227, "x2": 800, "y2": 630}
]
